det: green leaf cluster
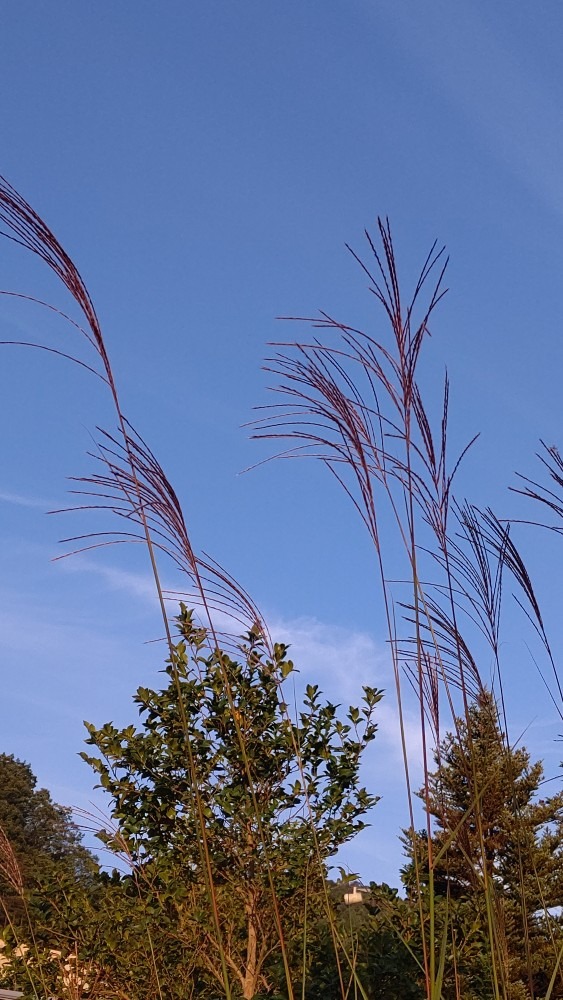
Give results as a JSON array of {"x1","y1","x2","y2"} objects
[{"x1": 77, "y1": 605, "x2": 383, "y2": 997}]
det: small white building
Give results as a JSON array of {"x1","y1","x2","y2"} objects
[{"x1": 343, "y1": 884, "x2": 370, "y2": 905}]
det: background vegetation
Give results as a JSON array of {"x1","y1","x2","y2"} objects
[{"x1": 2, "y1": 178, "x2": 563, "y2": 1000}]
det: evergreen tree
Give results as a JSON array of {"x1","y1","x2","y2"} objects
[
  {"x1": 403, "y1": 691, "x2": 563, "y2": 999},
  {"x1": 0, "y1": 753, "x2": 95, "y2": 921}
]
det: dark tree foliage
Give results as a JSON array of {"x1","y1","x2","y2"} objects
[
  {"x1": 81, "y1": 606, "x2": 383, "y2": 999},
  {"x1": 403, "y1": 691, "x2": 563, "y2": 1000},
  {"x1": 0, "y1": 753, "x2": 95, "y2": 920},
  {"x1": 305, "y1": 882, "x2": 424, "y2": 1000}
]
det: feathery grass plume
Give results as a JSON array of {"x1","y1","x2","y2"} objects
[
  {"x1": 474, "y1": 502, "x2": 563, "y2": 718},
  {"x1": 0, "y1": 175, "x2": 286, "y2": 1000},
  {"x1": 250, "y1": 221, "x2": 463, "y2": 995},
  {"x1": 514, "y1": 441, "x2": 563, "y2": 526},
  {"x1": 0, "y1": 176, "x2": 375, "y2": 999},
  {"x1": 251, "y1": 219, "x2": 561, "y2": 999},
  {"x1": 0, "y1": 174, "x2": 269, "y2": 648},
  {"x1": 0, "y1": 173, "x2": 285, "y2": 998},
  {"x1": 251, "y1": 220, "x2": 479, "y2": 736}
]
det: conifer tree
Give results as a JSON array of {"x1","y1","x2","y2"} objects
[{"x1": 403, "y1": 691, "x2": 563, "y2": 999}]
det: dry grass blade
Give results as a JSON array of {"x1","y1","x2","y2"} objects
[
  {"x1": 399, "y1": 595, "x2": 482, "y2": 703},
  {"x1": 0, "y1": 823, "x2": 24, "y2": 897},
  {"x1": 54, "y1": 422, "x2": 269, "y2": 646},
  {"x1": 475, "y1": 506, "x2": 563, "y2": 713},
  {"x1": 423, "y1": 502, "x2": 507, "y2": 660},
  {"x1": 0, "y1": 174, "x2": 109, "y2": 377},
  {"x1": 0, "y1": 175, "x2": 276, "y2": 1000},
  {"x1": 0, "y1": 174, "x2": 267, "y2": 645},
  {"x1": 513, "y1": 440, "x2": 563, "y2": 526}
]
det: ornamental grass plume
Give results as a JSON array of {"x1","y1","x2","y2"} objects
[
  {"x1": 0, "y1": 176, "x2": 377, "y2": 1000},
  {"x1": 4, "y1": 177, "x2": 563, "y2": 999},
  {"x1": 251, "y1": 219, "x2": 563, "y2": 998}
]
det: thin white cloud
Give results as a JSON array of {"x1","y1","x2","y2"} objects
[
  {"x1": 375, "y1": 0, "x2": 563, "y2": 219},
  {"x1": 56, "y1": 556, "x2": 268, "y2": 635},
  {"x1": 53, "y1": 557, "x2": 427, "y2": 777},
  {"x1": 2, "y1": 557, "x2": 427, "y2": 884},
  {"x1": 270, "y1": 612, "x2": 423, "y2": 770},
  {"x1": 26, "y1": 546, "x2": 428, "y2": 786},
  {"x1": 0, "y1": 488, "x2": 52, "y2": 509},
  {"x1": 59, "y1": 557, "x2": 161, "y2": 604},
  {"x1": 266, "y1": 613, "x2": 425, "y2": 880}
]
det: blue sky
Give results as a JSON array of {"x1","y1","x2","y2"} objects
[{"x1": 2, "y1": 1, "x2": 563, "y2": 884}]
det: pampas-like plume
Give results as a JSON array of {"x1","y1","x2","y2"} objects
[
  {"x1": 251, "y1": 219, "x2": 484, "y2": 711},
  {"x1": 0, "y1": 174, "x2": 267, "y2": 651}
]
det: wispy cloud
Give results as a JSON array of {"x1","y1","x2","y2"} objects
[
  {"x1": 270, "y1": 612, "x2": 423, "y2": 768},
  {"x1": 58, "y1": 557, "x2": 161, "y2": 604},
  {"x1": 0, "y1": 488, "x2": 52, "y2": 509},
  {"x1": 2, "y1": 556, "x2": 425, "y2": 883},
  {"x1": 53, "y1": 556, "x2": 425, "y2": 772},
  {"x1": 376, "y1": 0, "x2": 563, "y2": 219},
  {"x1": 266, "y1": 613, "x2": 424, "y2": 880}
]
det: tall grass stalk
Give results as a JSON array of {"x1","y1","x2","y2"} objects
[
  {"x1": 0, "y1": 176, "x2": 368, "y2": 999},
  {"x1": 251, "y1": 219, "x2": 563, "y2": 998},
  {"x1": 3, "y1": 179, "x2": 563, "y2": 997}
]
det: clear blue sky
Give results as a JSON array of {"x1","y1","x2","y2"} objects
[{"x1": 2, "y1": 0, "x2": 563, "y2": 884}]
